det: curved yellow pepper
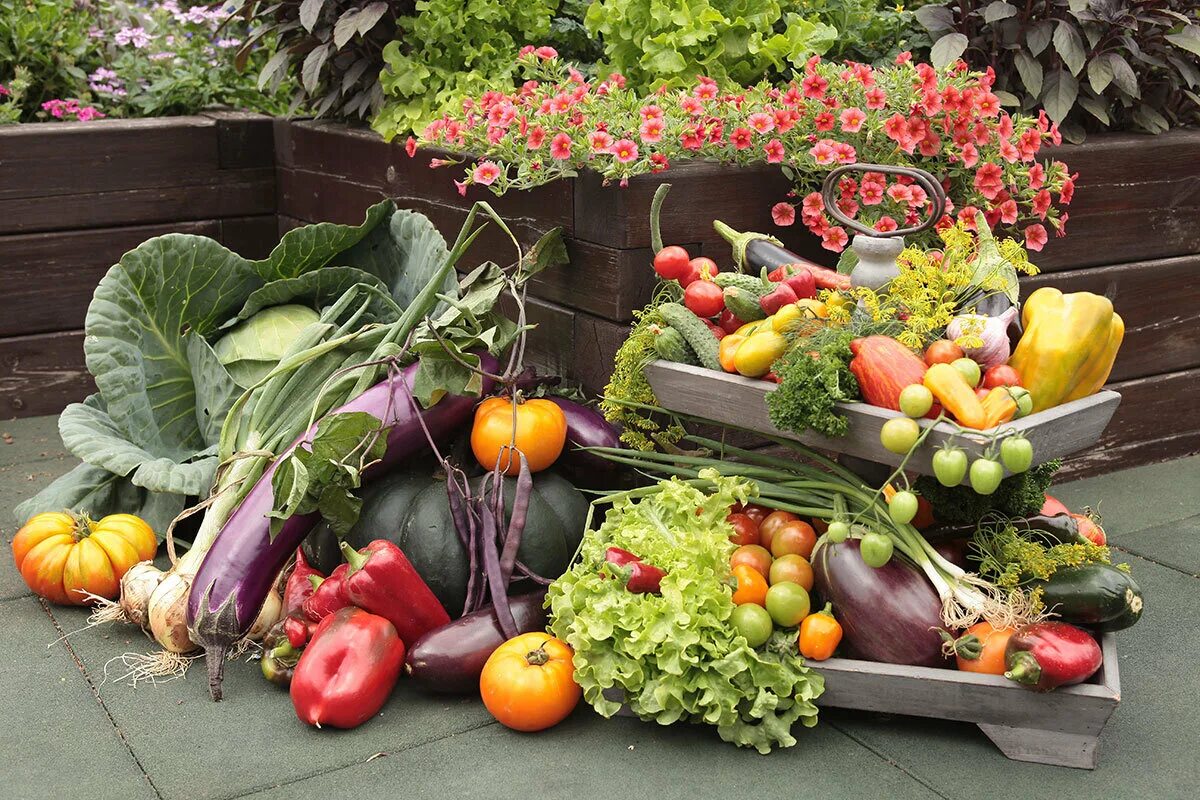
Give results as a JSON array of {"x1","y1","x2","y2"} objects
[{"x1": 1009, "y1": 288, "x2": 1124, "y2": 413}]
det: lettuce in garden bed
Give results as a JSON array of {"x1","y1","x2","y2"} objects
[{"x1": 548, "y1": 474, "x2": 823, "y2": 754}]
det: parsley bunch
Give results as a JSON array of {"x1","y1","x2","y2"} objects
[{"x1": 766, "y1": 328, "x2": 858, "y2": 438}]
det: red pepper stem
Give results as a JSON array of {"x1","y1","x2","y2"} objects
[
  {"x1": 308, "y1": 574, "x2": 324, "y2": 590},
  {"x1": 1004, "y1": 650, "x2": 1042, "y2": 685},
  {"x1": 339, "y1": 540, "x2": 368, "y2": 574}
]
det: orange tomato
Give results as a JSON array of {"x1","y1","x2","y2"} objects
[
  {"x1": 924, "y1": 339, "x2": 964, "y2": 366},
  {"x1": 768, "y1": 554, "x2": 814, "y2": 591},
  {"x1": 731, "y1": 564, "x2": 769, "y2": 606},
  {"x1": 471, "y1": 396, "x2": 567, "y2": 475},
  {"x1": 718, "y1": 334, "x2": 746, "y2": 373},
  {"x1": 759, "y1": 510, "x2": 798, "y2": 549},
  {"x1": 798, "y1": 603, "x2": 843, "y2": 661},
  {"x1": 952, "y1": 622, "x2": 1015, "y2": 675},
  {"x1": 730, "y1": 544, "x2": 772, "y2": 577},
  {"x1": 12, "y1": 512, "x2": 157, "y2": 605},
  {"x1": 480, "y1": 633, "x2": 580, "y2": 732},
  {"x1": 769, "y1": 520, "x2": 817, "y2": 560}
]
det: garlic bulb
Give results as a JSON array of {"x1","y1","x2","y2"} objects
[{"x1": 946, "y1": 307, "x2": 1019, "y2": 369}]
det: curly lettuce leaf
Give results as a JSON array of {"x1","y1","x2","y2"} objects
[{"x1": 548, "y1": 474, "x2": 823, "y2": 754}]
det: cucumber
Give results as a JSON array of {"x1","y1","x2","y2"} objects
[
  {"x1": 714, "y1": 272, "x2": 769, "y2": 294},
  {"x1": 658, "y1": 303, "x2": 722, "y2": 371},
  {"x1": 1029, "y1": 563, "x2": 1143, "y2": 629},
  {"x1": 653, "y1": 325, "x2": 699, "y2": 365},
  {"x1": 723, "y1": 287, "x2": 767, "y2": 322}
]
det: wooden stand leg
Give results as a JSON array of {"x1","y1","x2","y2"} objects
[{"x1": 977, "y1": 723, "x2": 1100, "y2": 769}]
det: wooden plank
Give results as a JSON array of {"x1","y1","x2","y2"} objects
[
  {"x1": 0, "y1": 331, "x2": 91, "y2": 417},
  {"x1": 200, "y1": 111, "x2": 275, "y2": 170},
  {"x1": 645, "y1": 360, "x2": 1120, "y2": 476},
  {"x1": 0, "y1": 170, "x2": 276, "y2": 234},
  {"x1": 1020, "y1": 254, "x2": 1200, "y2": 383},
  {"x1": 0, "y1": 116, "x2": 220, "y2": 201},
  {"x1": 217, "y1": 214, "x2": 279, "y2": 260},
  {"x1": 976, "y1": 725, "x2": 1101, "y2": 769}
]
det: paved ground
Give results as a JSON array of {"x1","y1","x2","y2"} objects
[{"x1": 2, "y1": 414, "x2": 1198, "y2": 800}]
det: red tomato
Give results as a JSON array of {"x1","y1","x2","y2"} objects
[
  {"x1": 811, "y1": 517, "x2": 829, "y2": 534},
  {"x1": 1072, "y1": 513, "x2": 1107, "y2": 545},
  {"x1": 983, "y1": 364, "x2": 1022, "y2": 389},
  {"x1": 770, "y1": 520, "x2": 817, "y2": 559},
  {"x1": 681, "y1": 256, "x2": 719, "y2": 287},
  {"x1": 718, "y1": 309, "x2": 745, "y2": 335},
  {"x1": 1041, "y1": 494, "x2": 1070, "y2": 517},
  {"x1": 684, "y1": 279, "x2": 725, "y2": 318},
  {"x1": 702, "y1": 317, "x2": 726, "y2": 339},
  {"x1": 759, "y1": 511, "x2": 798, "y2": 549},
  {"x1": 730, "y1": 545, "x2": 772, "y2": 577},
  {"x1": 653, "y1": 246, "x2": 691, "y2": 281},
  {"x1": 726, "y1": 513, "x2": 760, "y2": 547},
  {"x1": 911, "y1": 495, "x2": 936, "y2": 530},
  {"x1": 925, "y1": 339, "x2": 965, "y2": 366},
  {"x1": 742, "y1": 504, "x2": 769, "y2": 525}
]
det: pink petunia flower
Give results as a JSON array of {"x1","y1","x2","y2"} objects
[
  {"x1": 639, "y1": 118, "x2": 664, "y2": 143},
  {"x1": 1060, "y1": 175, "x2": 1076, "y2": 205},
  {"x1": 527, "y1": 126, "x2": 546, "y2": 149},
  {"x1": 801, "y1": 73, "x2": 828, "y2": 99},
  {"x1": 809, "y1": 140, "x2": 837, "y2": 165},
  {"x1": 550, "y1": 133, "x2": 573, "y2": 160},
  {"x1": 405, "y1": 136, "x2": 418, "y2": 158},
  {"x1": 1024, "y1": 224, "x2": 1049, "y2": 251},
  {"x1": 864, "y1": 87, "x2": 886, "y2": 110},
  {"x1": 764, "y1": 139, "x2": 785, "y2": 164},
  {"x1": 610, "y1": 138, "x2": 639, "y2": 163},
  {"x1": 772, "y1": 202, "x2": 796, "y2": 227},
  {"x1": 996, "y1": 198, "x2": 1019, "y2": 225},
  {"x1": 589, "y1": 130, "x2": 614, "y2": 153},
  {"x1": 1032, "y1": 189, "x2": 1052, "y2": 218},
  {"x1": 639, "y1": 104, "x2": 664, "y2": 121},
  {"x1": 839, "y1": 107, "x2": 866, "y2": 133},
  {"x1": 814, "y1": 111, "x2": 835, "y2": 132},
  {"x1": 821, "y1": 226, "x2": 849, "y2": 252},
  {"x1": 999, "y1": 139, "x2": 1020, "y2": 163},
  {"x1": 535, "y1": 46, "x2": 558, "y2": 60},
  {"x1": 729, "y1": 127, "x2": 753, "y2": 149},
  {"x1": 973, "y1": 162, "x2": 1005, "y2": 200},
  {"x1": 874, "y1": 216, "x2": 898, "y2": 232},
  {"x1": 472, "y1": 161, "x2": 502, "y2": 186},
  {"x1": 747, "y1": 112, "x2": 774, "y2": 134},
  {"x1": 960, "y1": 143, "x2": 980, "y2": 169},
  {"x1": 680, "y1": 96, "x2": 703, "y2": 115},
  {"x1": 649, "y1": 153, "x2": 670, "y2": 173}
]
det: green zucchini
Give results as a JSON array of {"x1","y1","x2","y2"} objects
[
  {"x1": 653, "y1": 325, "x2": 699, "y2": 365},
  {"x1": 723, "y1": 287, "x2": 766, "y2": 322},
  {"x1": 1030, "y1": 563, "x2": 1143, "y2": 630},
  {"x1": 658, "y1": 303, "x2": 721, "y2": 372}
]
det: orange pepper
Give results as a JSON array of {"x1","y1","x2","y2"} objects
[
  {"x1": 980, "y1": 386, "x2": 1017, "y2": 428},
  {"x1": 718, "y1": 334, "x2": 745, "y2": 373},
  {"x1": 798, "y1": 603, "x2": 843, "y2": 661},
  {"x1": 731, "y1": 564, "x2": 768, "y2": 606},
  {"x1": 923, "y1": 363, "x2": 987, "y2": 429}
]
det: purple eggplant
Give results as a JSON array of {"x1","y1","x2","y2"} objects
[
  {"x1": 812, "y1": 538, "x2": 948, "y2": 668},
  {"x1": 405, "y1": 590, "x2": 548, "y2": 693},
  {"x1": 546, "y1": 397, "x2": 621, "y2": 485},
  {"x1": 188, "y1": 355, "x2": 498, "y2": 700}
]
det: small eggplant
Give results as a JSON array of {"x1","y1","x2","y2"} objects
[
  {"x1": 1004, "y1": 621, "x2": 1102, "y2": 691},
  {"x1": 546, "y1": 397, "x2": 622, "y2": 487}
]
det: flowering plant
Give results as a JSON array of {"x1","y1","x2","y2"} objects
[{"x1": 419, "y1": 51, "x2": 1074, "y2": 252}]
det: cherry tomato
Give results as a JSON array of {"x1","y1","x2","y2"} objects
[
  {"x1": 1009, "y1": 386, "x2": 1033, "y2": 418},
  {"x1": 726, "y1": 513, "x2": 760, "y2": 547},
  {"x1": 825, "y1": 520, "x2": 850, "y2": 543},
  {"x1": 1000, "y1": 436, "x2": 1034, "y2": 473},
  {"x1": 742, "y1": 504, "x2": 769, "y2": 525},
  {"x1": 983, "y1": 364, "x2": 1022, "y2": 389},
  {"x1": 880, "y1": 417, "x2": 920, "y2": 454},
  {"x1": 759, "y1": 511, "x2": 799, "y2": 549},
  {"x1": 684, "y1": 279, "x2": 725, "y2": 318},
  {"x1": 1071, "y1": 513, "x2": 1107, "y2": 545},
  {"x1": 859, "y1": 532, "x2": 894, "y2": 568},
  {"x1": 888, "y1": 490, "x2": 919, "y2": 525},
  {"x1": 925, "y1": 339, "x2": 964, "y2": 366},
  {"x1": 898, "y1": 384, "x2": 934, "y2": 418},
  {"x1": 718, "y1": 308, "x2": 745, "y2": 335},
  {"x1": 681, "y1": 256, "x2": 719, "y2": 287},
  {"x1": 931, "y1": 447, "x2": 967, "y2": 487},
  {"x1": 969, "y1": 458, "x2": 1004, "y2": 495},
  {"x1": 764, "y1": 581, "x2": 811, "y2": 627},
  {"x1": 951, "y1": 357, "x2": 982, "y2": 387},
  {"x1": 730, "y1": 544, "x2": 772, "y2": 577},
  {"x1": 770, "y1": 520, "x2": 817, "y2": 560},
  {"x1": 653, "y1": 246, "x2": 691, "y2": 281},
  {"x1": 731, "y1": 564, "x2": 769, "y2": 606},
  {"x1": 731, "y1": 603, "x2": 773, "y2": 647},
  {"x1": 768, "y1": 554, "x2": 814, "y2": 591}
]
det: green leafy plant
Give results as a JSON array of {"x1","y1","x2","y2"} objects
[
  {"x1": 917, "y1": 0, "x2": 1200, "y2": 140},
  {"x1": 0, "y1": 0, "x2": 104, "y2": 121},
  {"x1": 234, "y1": 0, "x2": 405, "y2": 119},
  {"x1": 803, "y1": 0, "x2": 934, "y2": 65}
]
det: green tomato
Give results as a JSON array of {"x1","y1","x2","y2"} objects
[
  {"x1": 889, "y1": 491, "x2": 919, "y2": 525},
  {"x1": 731, "y1": 603, "x2": 774, "y2": 647},
  {"x1": 764, "y1": 581, "x2": 811, "y2": 627},
  {"x1": 880, "y1": 417, "x2": 921, "y2": 455},
  {"x1": 1010, "y1": 386, "x2": 1033, "y2": 418},
  {"x1": 825, "y1": 520, "x2": 850, "y2": 543},
  {"x1": 859, "y1": 532, "x2": 894, "y2": 568},
  {"x1": 932, "y1": 447, "x2": 968, "y2": 487},
  {"x1": 1000, "y1": 436, "x2": 1034, "y2": 473},
  {"x1": 950, "y1": 357, "x2": 982, "y2": 387},
  {"x1": 898, "y1": 384, "x2": 934, "y2": 418},
  {"x1": 970, "y1": 458, "x2": 1005, "y2": 495}
]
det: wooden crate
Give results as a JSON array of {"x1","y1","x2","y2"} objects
[{"x1": 644, "y1": 360, "x2": 1121, "y2": 476}]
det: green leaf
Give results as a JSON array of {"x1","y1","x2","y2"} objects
[
  {"x1": 1027, "y1": 21, "x2": 1053, "y2": 56},
  {"x1": 1053, "y1": 21, "x2": 1086, "y2": 75},
  {"x1": 1107, "y1": 52, "x2": 1139, "y2": 97},
  {"x1": 931, "y1": 33, "x2": 969, "y2": 70},
  {"x1": 915, "y1": 5, "x2": 955, "y2": 34},
  {"x1": 519, "y1": 227, "x2": 568, "y2": 281},
  {"x1": 1166, "y1": 29, "x2": 1200, "y2": 58},
  {"x1": 231, "y1": 268, "x2": 389, "y2": 324},
  {"x1": 1014, "y1": 50, "x2": 1044, "y2": 97},
  {"x1": 1133, "y1": 103, "x2": 1170, "y2": 134},
  {"x1": 302, "y1": 43, "x2": 332, "y2": 96},
  {"x1": 335, "y1": 209, "x2": 456, "y2": 311},
  {"x1": 1087, "y1": 55, "x2": 1114, "y2": 94},
  {"x1": 1077, "y1": 94, "x2": 1111, "y2": 125},
  {"x1": 983, "y1": 2, "x2": 1018, "y2": 23},
  {"x1": 14, "y1": 462, "x2": 186, "y2": 539},
  {"x1": 186, "y1": 334, "x2": 242, "y2": 447},
  {"x1": 333, "y1": 9, "x2": 361, "y2": 48},
  {"x1": 1041, "y1": 68, "x2": 1080, "y2": 124},
  {"x1": 299, "y1": 0, "x2": 324, "y2": 33}
]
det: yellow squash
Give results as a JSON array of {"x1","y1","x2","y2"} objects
[{"x1": 1009, "y1": 288, "x2": 1124, "y2": 413}]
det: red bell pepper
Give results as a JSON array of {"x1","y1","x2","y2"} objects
[
  {"x1": 339, "y1": 540, "x2": 450, "y2": 648},
  {"x1": 290, "y1": 607, "x2": 405, "y2": 729},
  {"x1": 282, "y1": 549, "x2": 322, "y2": 617},
  {"x1": 301, "y1": 562, "x2": 352, "y2": 622},
  {"x1": 1004, "y1": 621, "x2": 1102, "y2": 692},
  {"x1": 603, "y1": 547, "x2": 667, "y2": 594}
]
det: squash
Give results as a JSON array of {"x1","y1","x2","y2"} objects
[{"x1": 303, "y1": 464, "x2": 588, "y2": 615}]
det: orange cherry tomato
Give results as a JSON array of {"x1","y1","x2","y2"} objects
[
  {"x1": 726, "y1": 513, "x2": 760, "y2": 547},
  {"x1": 952, "y1": 622, "x2": 1015, "y2": 675},
  {"x1": 770, "y1": 520, "x2": 817, "y2": 559},
  {"x1": 925, "y1": 339, "x2": 965, "y2": 366},
  {"x1": 768, "y1": 554, "x2": 814, "y2": 591},
  {"x1": 798, "y1": 603, "x2": 843, "y2": 661},
  {"x1": 12, "y1": 512, "x2": 157, "y2": 605},
  {"x1": 471, "y1": 396, "x2": 567, "y2": 475},
  {"x1": 718, "y1": 334, "x2": 746, "y2": 373},
  {"x1": 759, "y1": 510, "x2": 798, "y2": 549},
  {"x1": 730, "y1": 544, "x2": 772, "y2": 577},
  {"x1": 731, "y1": 564, "x2": 769, "y2": 606},
  {"x1": 480, "y1": 633, "x2": 580, "y2": 731}
]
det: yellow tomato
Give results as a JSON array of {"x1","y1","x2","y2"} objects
[
  {"x1": 770, "y1": 303, "x2": 803, "y2": 333},
  {"x1": 796, "y1": 299, "x2": 829, "y2": 319},
  {"x1": 733, "y1": 320, "x2": 765, "y2": 338},
  {"x1": 734, "y1": 331, "x2": 788, "y2": 378}
]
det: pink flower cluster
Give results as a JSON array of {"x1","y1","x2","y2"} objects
[
  {"x1": 419, "y1": 51, "x2": 1072, "y2": 251},
  {"x1": 41, "y1": 99, "x2": 105, "y2": 121}
]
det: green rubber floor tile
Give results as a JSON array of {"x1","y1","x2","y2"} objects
[
  {"x1": 1053, "y1": 455, "x2": 1200, "y2": 537},
  {"x1": 1114, "y1": 514, "x2": 1200, "y2": 576},
  {"x1": 0, "y1": 597, "x2": 157, "y2": 800},
  {"x1": 0, "y1": 416, "x2": 68, "y2": 469},
  {"x1": 825, "y1": 553, "x2": 1199, "y2": 797},
  {"x1": 47, "y1": 605, "x2": 494, "y2": 800},
  {"x1": 1, "y1": 457, "x2": 77, "y2": 600},
  {"x1": 240, "y1": 708, "x2": 945, "y2": 800}
]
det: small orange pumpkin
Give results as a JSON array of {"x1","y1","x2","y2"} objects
[
  {"x1": 12, "y1": 512, "x2": 157, "y2": 605},
  {"x1": 479, "y1": 633, "x2": 580, "y2": 732}
]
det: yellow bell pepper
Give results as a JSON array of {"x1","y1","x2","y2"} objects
[
  {"x1": 980, "y1": 387, "x2": 1017, "y2": 428},
  {"x1": 923, "y1": 363, "x2": 987, "y2": 429},
  {"x1": 1009, "y1": 288, "x2": 1124, "y2": 413}
]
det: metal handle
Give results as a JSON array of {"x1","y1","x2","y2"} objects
[{"x1": 820, "y1": 164, "x2": 947, "y2": 238}]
